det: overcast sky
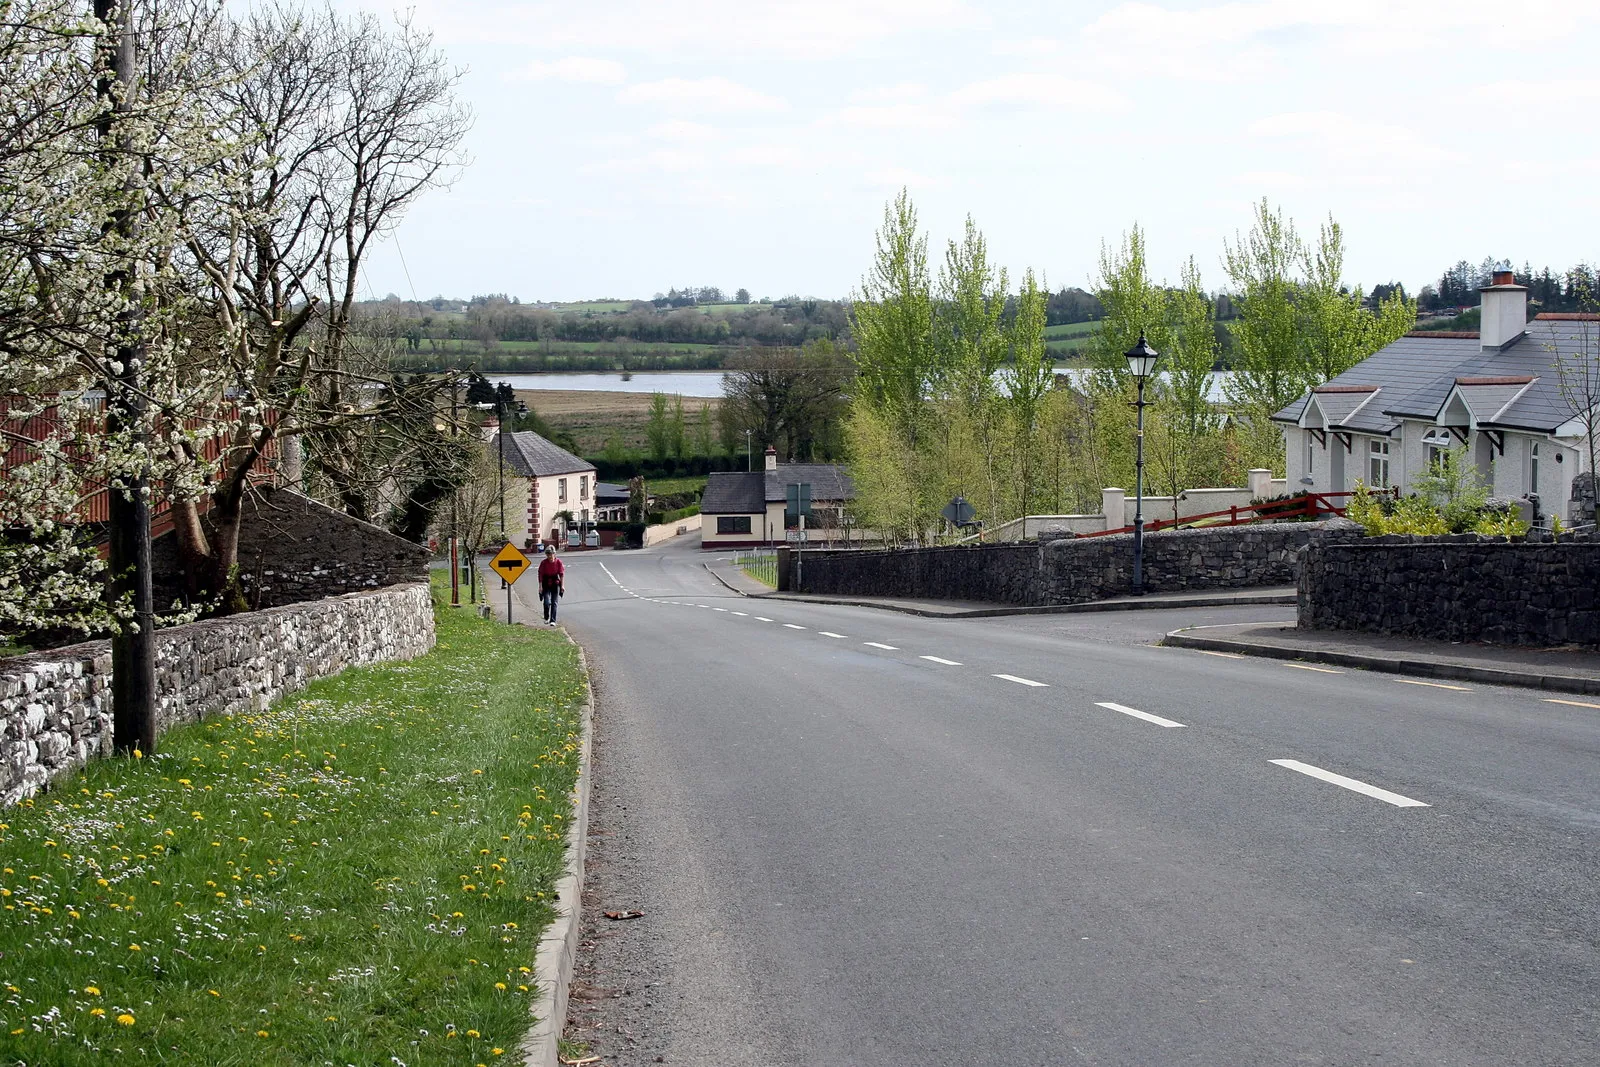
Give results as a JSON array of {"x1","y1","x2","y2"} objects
[{"x1": 350, "y1": 0, "x2": 1600, "y2": 304}]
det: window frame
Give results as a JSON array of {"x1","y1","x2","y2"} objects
[
  {"x1": 558, "y1": 477, "x2": 568, "y2": 502},
  {"x1": 716, "y1": 515, "x2": 753, "y2": 535},
  {"x1": 1368, "y1": 438, "x2": 1391, "y2": 488}
]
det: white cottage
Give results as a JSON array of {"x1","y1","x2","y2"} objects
[{"x1": 1273, "y1": 272, "x2": 1597, "y2": 523}]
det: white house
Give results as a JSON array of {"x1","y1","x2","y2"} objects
[
  {"x1": 700, "y1": 446, "x2": 854, "y2": 549},
  {"x1": 492, "y1": 429, "x2": 598, "y2": 548},
  {"x1": 1274, "y1": 271, "x2": 1597, "y2": 523}
]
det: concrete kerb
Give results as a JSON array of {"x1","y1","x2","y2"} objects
[
  {"x1": 754, "y1": 590, "x2": 1296, "y2": 620},
  {"x1": 703, "y1": 562, "x2": 751, "y2": 597},
  {"x1": 1161, "y1": 628, "x2": 1600, "y2": 697},
  {"x1": 518, "y1": 639, "x2": 595, "y2": 1067}
]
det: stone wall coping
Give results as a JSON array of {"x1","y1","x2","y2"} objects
[{"x1": 0, "y1": 581, "x2": 432, "y2": 677}]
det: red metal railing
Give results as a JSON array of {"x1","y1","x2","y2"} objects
[{"x1": 1080, "y1": 489, "x2": 1392, "y2": 538}]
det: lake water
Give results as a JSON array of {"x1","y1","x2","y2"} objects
[{"x1": 496, "y1": 368, "x2": 1235, "y2": 402}]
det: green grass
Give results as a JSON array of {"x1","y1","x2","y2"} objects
[
  {"x1": 735, "y1": 551, "x2": 777, "y2": 588},
  {"x1": 645, "y1": 475, "x2": 708, "y2": 499},
  {"x1": 0, "y1": 576, "x2": 585, "y2": 1065},
  {"x1": 416, "y1": 339, "x2": 720, "y2": 355},
  {"x1": 1043, "y1": 321, "x2": 1099, "y2": 340},
  {"x1": 551, "y1": 301, "x2": 634, "y2": 314}
]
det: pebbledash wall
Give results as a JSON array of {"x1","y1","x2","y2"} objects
[
  {"x1": 792, "y1": 520, "x2": 1363, "y2": 606},
  {"x1": 0, "y1": 583, "x2": 434, "y2": 806},
  {"x1": 1299, "y1": 536, "x2": 1600, "y2": 648}
]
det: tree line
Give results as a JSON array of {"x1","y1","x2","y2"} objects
[{"x1": 844, "y1": 195, "x2": 1418, "y2": 544}]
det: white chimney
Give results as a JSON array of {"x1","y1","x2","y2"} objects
[
  {"x1": 1479, "y1": 269, "x2": 1528, "y2": 350},
  {"x1": 764, "y1": 445, "x2": 778, "y2": 473}
]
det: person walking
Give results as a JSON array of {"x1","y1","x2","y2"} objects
[{"x1": 537, "y1": 543, "x2": 565, "y2": 625}]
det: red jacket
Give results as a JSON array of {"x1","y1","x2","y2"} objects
[{"x1": 537, "y1": 557, "x2": 564, "y2": 592}]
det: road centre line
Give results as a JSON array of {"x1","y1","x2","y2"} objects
[
  {"x1": 754, "y1": 617, "x2": 773, "y2": 622},
  {"x1": 994, "y1": 674, "x2": 1048, "y2": 687},
  {"x1": 1282, "y1": 663, "x2": 1343, "y2": 674},
  {"x1": 1395, "y1": 679, "x2": 1472, "y2": 691},
  {"x1": 713, "y1": 607, "x2": 729, "y2": 611},
  {"x1": 1269, "y1": 759, "x2": 1430, "y2": 808},
  {"x1": 731, "y1": 611, "x2": 749, "y2": 616},
  {"x1": 863, "y1": 641, "x2": 898, "y2": 650},
  {"x1": 1545, "y1": 698, "x2": 1600, "y2": 709},
  {"x1": 818, "y1": 631, "x2": 847, "y2": 639},
  {"x1": 920, "y1": 656, "x2": 962, "y2": 666},
  {"x1": 1095, "y1": 701, "x2": 1186, "y2": 728},
  {"x1": 784, "y1": 623, "x2": 807, "y2": 630}
]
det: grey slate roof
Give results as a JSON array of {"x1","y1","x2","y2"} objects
[
  {"x1": 701, "y1": 463, "x2": 856, "y2": 514},
  {"x1": 1271, "y1": 318, "x2": 1600, "y2": 435},
  {"x1": 594, "y1": 481, "x2": 629, "y2": 505},
  {"x1": 701, "y1": 472, "x2": 766, "y2": 514},
  {"x1": 763, "y1": 463, "x2": 854, "y2": 503},
  {"x1": 494, "y1": 431, "x2": 595, "y2": 478}
]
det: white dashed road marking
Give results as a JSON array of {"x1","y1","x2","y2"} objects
[
  {"x1": 863, "y1": 642, "x2": 898, "y2": 650},
  {"x1": 1546, "y1": 698, "x2": 1600, "y2": 709},
  {"x1": 994, "y1": 674, "x2": 1048, "y2": 687},
  {"x1": 1269, "y1": 759, "x2": 1430, "y2": 808},
  {"x1": 731, "y1": 611, "x2": 749, "y2": 616},
  {"x1": 920, "y1": 656, "x2": 962, "y2": 666},
  {"x1": 818, "y1": 631, "x2": 847, "y2": 639},
  {"x1": 784, "y1": 624, "x2": 807, "y2": 630},
  {"x1": 754, "y1": 617, "x2": 773, "y2": 622},
  {"x1": 1095, "y1": 701, "x2": 1186, "y2": 728}
]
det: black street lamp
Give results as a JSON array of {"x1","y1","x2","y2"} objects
[{"x1": 1125, "y1": 332, "x2": 1160, "y2": 594}]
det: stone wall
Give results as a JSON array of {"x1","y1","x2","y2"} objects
[
  {"x1": 1299, "y1": 536, "x2": 1600, "y2": 647},
  {"x1": 0, "y1": 582, "x2": 434, "y2": 805},
  {"x1": 793, "y1": 520, "x2": 1361, "y2": 606},
  {"x1": 151, "y1": 487, "x2": 430, "y2": 612}
]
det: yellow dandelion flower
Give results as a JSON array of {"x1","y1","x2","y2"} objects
[
  {"x1": 84, "y1": 986, "x2": 100, "y2": 995},
  {"x1": 494, "y1": 982, "x2": 506, "y2": 990},
  {"x1": 127, "y1": 944, "x2": 140, "y2": 951},
  {"x1": 116, "y1": 1013, "x2": 135, "y2": 1026},
  {"x1": 208, "y1": 990, "x2": 220, "y2": 997},
  {"x1": 256, "y1": 1029, "x2": 269, "y2": 1037},
  {"x1": 89, "y1": 1008, "x2": 106, "y2": 1017},
  {"x1": 466, "y1": 1029, "x2": 480, "y2": 1038}
]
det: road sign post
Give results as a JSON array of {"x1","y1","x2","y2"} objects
[{"x1": 489, "y1": 543, "x2": 532, "y2": 624}]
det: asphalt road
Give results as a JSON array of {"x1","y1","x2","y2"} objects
[{"x1": 537, "y1": 536, "x2": 1600, "y2": 1066}]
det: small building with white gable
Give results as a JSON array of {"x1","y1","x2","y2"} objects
[
  {"x1": 1273, "y1": 271, "x2": 1598, "y2": 523},
  {"x1": 492, "y1": 429, "x2": 598, "y2": 548},
  {"x1": 700, "y1": 446, "x2": 855, "y2": 549}
]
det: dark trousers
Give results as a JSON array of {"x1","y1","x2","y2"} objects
[{"x1": 541, "y1": 587, "x2": 559, "y2": 622}]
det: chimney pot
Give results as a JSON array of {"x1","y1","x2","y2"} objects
[
  {"x1": 1478, "y1": 274, "x2": 1528, "y2": 350},
  {"x1": 764, "y1": 445, "x2": 778, "y2": 473}
]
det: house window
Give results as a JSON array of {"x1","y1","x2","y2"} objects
[
  {"x1": 1422, "y1": 427, "x2": 1454, "y2": 470},
  {"x1": 1305, "y1": 433, "x2": 1315, "y2": 477},
  {"x1": 580, "y1": 476, "x2": 589, "y2": 500},
  {"x1": 1530, "y1": 441, "x2": 1540, "y2": 496},
  {"x1": 717, "y1": 515, "x2": 752, "y2": 535},
  {"x1": 1368, "y1": 439, "x2": 1391, "y2": 487},
  {"x1": 558, "y1": 478, "x2": 568, "y2": 502}
]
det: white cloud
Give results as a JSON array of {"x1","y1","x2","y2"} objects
[
  {"x1": 647, "y1": 120, "x2": 722, "y2": 143},
  {"x1": 504, "y1": 56, "x2": 625, "y2": 84},
  {"x1": 410, "y1": 0, "x2": 984, "y2": 59},
  {"x1": 947, "y1": 73, "x2": 1131, "y2": 114},
  {"x1": 617, "y1": 77, "x2": 785, "y2": 113},
  {"x1": 864, "y1": 166, "x2": 947, "y2": 189},
  {"x1": 991, "y1": 37, "x2": 1059, "y2": 56}
]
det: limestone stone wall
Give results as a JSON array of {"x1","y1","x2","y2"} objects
[
  {"x1": 1299, "y1": 536, "x2": 1600, "y2": 647},
  {"x1": 0, "y1": 582, "x2": 434, "y2": 805},
  {"x1": 794, "y1": 521, "x2": 1361, "y2": 605}
]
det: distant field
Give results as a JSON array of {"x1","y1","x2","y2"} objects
[
  {"x1": 1043, "y1": 321, "x2": 1099, "y2": 339},
  {"x1": 519, "y1": 388, "x2": 721, "y2": 455},
  {"x1": 552, "y1": 300, "x2": 635, "y2": 314},
  {"x1": 417, "y1": 339, "x2": 720, "y2": 355}
]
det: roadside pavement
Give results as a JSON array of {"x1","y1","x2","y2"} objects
[{"x1": 1166, "y1": 620, "x2": 1600, "y2": 696}]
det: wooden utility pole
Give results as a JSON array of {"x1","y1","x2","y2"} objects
[{"x1": 96, "y1": 0, "x2": 157, "y2": 754}]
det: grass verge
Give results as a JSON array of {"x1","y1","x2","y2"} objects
[
  {"x1": 735, "y1": 551, "x2": 778, "y2": 588},
  {"x1": 0, "y1": 575, "x2": 584, "y2": 1065}
]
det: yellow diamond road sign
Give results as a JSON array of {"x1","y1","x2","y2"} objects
[{"x1": 489, "y1": 543, "x2": 532, "y2": 585}]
